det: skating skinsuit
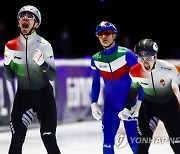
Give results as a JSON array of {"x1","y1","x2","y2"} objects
[
  {"x1": 4, "y1": 32, "x2": 61, "y2": 154},
  {"x1": 91, "y1": 45, "x2": 143, "y2": 154},
  {"x1": 126, "y1": 59, "x2": 180, "y2": 154},
  {"x1": 4, "y1": 33, "x2": 56, "y2": 89}
]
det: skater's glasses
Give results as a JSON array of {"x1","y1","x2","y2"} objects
[
  {"x1": 97, "y1": 30, "x2": 114, "y2": 37},
  {"x1": 18, "y1": 12, "x2": 35, "y2": 20},
  {"x1": 138, "y1": 56, "x2": 154, "y2": 62}
]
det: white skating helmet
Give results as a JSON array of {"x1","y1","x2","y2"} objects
[{"x1": 17, "y1": 5, "x2": 41, "y2": 26}]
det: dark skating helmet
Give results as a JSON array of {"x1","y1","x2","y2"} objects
[
  {"x1": 134, "y1": 39, "x2": 158, "y2": 57},
  {"x1": 95, "y1": 21, "x2": 118, "y2": 35}
]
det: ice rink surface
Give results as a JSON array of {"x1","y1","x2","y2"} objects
[{"x1": 0, "y1": 120, "x2": 175, "y2": 154}]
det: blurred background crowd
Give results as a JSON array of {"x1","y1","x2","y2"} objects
[{"x1": 0, "y1": 0, "x2": 180, "y2": 59}]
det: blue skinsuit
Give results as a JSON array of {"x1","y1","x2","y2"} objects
[{"x1": 91, "y1": 45, "x2": 143, "y2": 154}]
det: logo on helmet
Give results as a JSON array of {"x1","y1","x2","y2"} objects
[
  {"x1": 153, "y1": 42, "x2": 158, "y2": 51},
  {"x1": 100, "y1": 21, "x2": 108, "y2": 27}
]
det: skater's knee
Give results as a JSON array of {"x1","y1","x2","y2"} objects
[
  {"x1": 41, "y1": 131, "x2": 60, "y2": 154},
  {"x1": 41, "y1": 131, "x2": 56, "y2": 142}
]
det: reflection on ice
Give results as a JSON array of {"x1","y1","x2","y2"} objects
[{"x1": 0, "y1": 120, "x2": 174, "y2": 154}]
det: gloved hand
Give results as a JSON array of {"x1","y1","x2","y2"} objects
[
  {"x1": 91, "y1": 103, "x2": 102, "y2": 120},
  {"x1": 130, "y1": 100, "x2": 142, "y2": 118},
  {"x1": 33, "y1": 49, "x2": 44, "y2": 65},
  {"x1": 4, "y1": 50, "x2": 13, "y2": 65},
  {"x1": 118, "y1": 108, "x2": 132, "y2": 120}
]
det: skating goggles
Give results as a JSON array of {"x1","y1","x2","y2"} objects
[
  {"x1": 18, "y1": 11, "x2": 35, "y2": 20},
  {"x1": 97, "y1": 30, "x2": 114, "y2": 37},
  {"x1": 138, "y1": 56, "x2": 154, "y2": 62}
]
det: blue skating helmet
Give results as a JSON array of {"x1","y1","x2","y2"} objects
[{"x1": 95, "y1": 21, "x2": 118, "y2": 35}]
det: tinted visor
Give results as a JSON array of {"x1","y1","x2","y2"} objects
[
  {"x1": 19, "y1": 11, "x2": 35, "y2": 19},
  {"x1": 97, "y1": 30, "x2": 114, "y2": 37},
  {"x1": 138, "y1": 56, "x2": 154, "y2": 62}
]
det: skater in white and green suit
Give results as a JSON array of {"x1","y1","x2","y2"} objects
[
  {"x1": 119, "y1": 39, "x2": 180, "y2": 154},
  {"x1": 4, "y1": 5, "x2": 61, "y2": 154}
]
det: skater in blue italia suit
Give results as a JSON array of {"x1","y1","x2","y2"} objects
[{"x1": 90, "y1": 21, "x2": 143, "y2": 154}]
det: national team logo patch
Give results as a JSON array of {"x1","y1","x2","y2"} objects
[
  {"x1": 160, "y1": 79, "x2": 165, "y2": 87},
  {"x1": 97, "y1": 53, "x2": 101, "y2": 58}
]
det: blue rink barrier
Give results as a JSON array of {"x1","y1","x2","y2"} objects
[
  {"x1": 1, "y1": 58, "x2": 179, "y2": 126},
  {"x1": 0, "y1": 58, "x2": 104, "y2": 126}
]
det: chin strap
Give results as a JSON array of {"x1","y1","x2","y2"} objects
[{"x1": 151, "y1": 61, "x2": 156, "y2": 70}]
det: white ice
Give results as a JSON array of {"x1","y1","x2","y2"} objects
[{"x1": 0, "y1": 120, "x2": 175, "y2": 154}]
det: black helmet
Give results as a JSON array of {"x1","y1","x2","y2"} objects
[{"x1": 134, "y1": 39, "x2": 158, "y2": 57}]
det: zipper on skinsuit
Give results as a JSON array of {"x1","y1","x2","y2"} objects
[
  {"x1": 104, "y1": 53, "x2": 115, "y2": 80},
  {"x1": 151, "y1": 71, "x2": 159, "y2": 102},
  {"x1": 25, "y1": 39, "x2": 32, "y2": 89}
]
